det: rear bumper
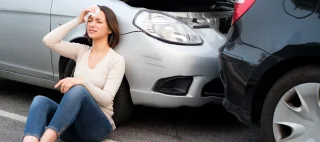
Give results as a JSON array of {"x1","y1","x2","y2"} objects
[
  {"x1": 222, "y1": 98, "x2": 252, "y2": 126},
  {"x1": 219, "y1": 52, "x2": 253, "y2": 126}
]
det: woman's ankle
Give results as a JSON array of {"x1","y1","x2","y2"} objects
[
  {"x1": 40, "y1": 129, "x2": 58, "y2": 142},
  {"x1": 23, "y1": 135, "x2": 39, "y2": 142}
]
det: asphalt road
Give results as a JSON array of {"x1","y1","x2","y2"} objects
[{"x1": 0, "y1": 79, "x2": 261, "y2": 142}]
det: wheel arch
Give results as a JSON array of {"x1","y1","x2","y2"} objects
[{"x1": 250, "y1": 56, "x2": 320, "y2": 124}]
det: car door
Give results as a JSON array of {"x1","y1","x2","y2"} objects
[
  {"x1": 0, "y1": 0, "x2": 53, "y2": 80},
  {"x1": 50, "y1": 0, "x2": 88, "y2": 82}
]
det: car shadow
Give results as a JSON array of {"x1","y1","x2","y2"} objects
[{"x1": 0, "y1": 78, "x2": 62, "y2": 102}]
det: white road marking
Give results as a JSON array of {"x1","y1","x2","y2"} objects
[
  {"x1": 0, "y1": 109, "x2": 119, "y2": 141},
  {"x1": 0, "y1": 109, "x2": 27, "y2": 123}
]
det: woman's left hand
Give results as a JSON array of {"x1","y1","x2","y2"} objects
[{"x1": 55, "y1": 77, "x2": 84, "y2": 93}]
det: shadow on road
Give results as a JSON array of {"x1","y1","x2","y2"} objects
[{"x1": 0, "y1": 79, "x2": 62, "y2": 102}]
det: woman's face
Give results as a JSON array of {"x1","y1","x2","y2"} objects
[{"x1": 86, "y1": 11, "x2": 112, "y2": 40}]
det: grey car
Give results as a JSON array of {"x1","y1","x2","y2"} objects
[{"x1": 0, "y1": 0, "x2": 233, "y2": 124}]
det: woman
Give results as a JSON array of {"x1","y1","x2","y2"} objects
[{"x1": 22, "y1": 5, "x2": 125, "y2": 142}]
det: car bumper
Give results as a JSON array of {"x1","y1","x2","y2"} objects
[
  {"x1": 222, "y1": 98, "x2": 252, "y2": 126},
  {"x1": 116, "y1": 28, "x2": 226, "y2": 108},
  {"x1": 218, "y1": 51, "x2": 253, "y2": 126}
]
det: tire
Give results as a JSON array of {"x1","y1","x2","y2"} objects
[
  {"x1": 63, "y1": 59, "x2": 76, "y2": 78},
  {"x1": 63, "y1": 59, "x2": 134, "y2": 125},
  {"x1": 261, "y1": 65, "x2": 320, "y2": 142},
  {"x1": 112, "y1": 77, "x2": 134, "y2": 126}
]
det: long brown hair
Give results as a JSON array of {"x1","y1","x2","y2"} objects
[{"x1": 85, "y1": 5, "x2": 120, "y2": 48}]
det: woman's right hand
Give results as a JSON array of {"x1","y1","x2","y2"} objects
[{"x1": 77, "y1": 6, "x2": 98, "y2": 23}]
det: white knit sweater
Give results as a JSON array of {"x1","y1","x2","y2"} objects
[{"x1": 43, "y1": 17, "x2": 125, "y2": 131}]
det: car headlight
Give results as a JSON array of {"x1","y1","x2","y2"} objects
[{"x1": 133, "y1": 10, "x2": 203, "y2": 45}]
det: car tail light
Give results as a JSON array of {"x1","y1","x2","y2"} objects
[{"x1": 232, "y1": 0, "x2": 256, "y2": 25}]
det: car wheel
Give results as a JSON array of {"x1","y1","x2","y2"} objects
[
  {"x1": 63, "y1": 59, "x2": 76, "y2": 78},
  {"x1": 112, "y1": 77, "x2": 134, "y2": 126},
  {"x1": 261, "y1": 65, "x2": 320, "y2": 142},
  {"x1": 63, "y1": 59, "x2": 134, "y2": 125}
]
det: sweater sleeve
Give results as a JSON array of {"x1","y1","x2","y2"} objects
[
  {"x1": 42, "y1": 17, "x2": 84, "y2": 61},
  {"x1": 82, "y1": 56, "x2": 126, "y2": 107}
]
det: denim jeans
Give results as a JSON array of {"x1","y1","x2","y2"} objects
[{"x1": 23, "y1": 85, "x2": 113, "y2": 142}]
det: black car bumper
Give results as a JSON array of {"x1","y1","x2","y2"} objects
[
  {"x1": 222, "y1": 98, "x2": 252, "y2": 126},
  {"x1": 219, "y1": 52, "x2": 253, "y2": 126}
]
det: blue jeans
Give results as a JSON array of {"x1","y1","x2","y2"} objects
[{"x1": 23, "y1": 85, "x2": 113, "y2": 142}]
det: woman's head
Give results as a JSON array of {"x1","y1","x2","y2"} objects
[{"x1": 85, "y1": 5, "x2": 120, "y2": 48}]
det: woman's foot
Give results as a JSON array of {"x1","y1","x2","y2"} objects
[
  {"x1": 23, "y1": 136, "x2": 39, "y2": 142},
  {"x1": 40, "y1": 129, "x2": 58, "y2": 142}
]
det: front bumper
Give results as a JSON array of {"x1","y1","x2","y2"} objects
[{"x1": 116, "y1": 28, "x2": 226, "y2": 108}]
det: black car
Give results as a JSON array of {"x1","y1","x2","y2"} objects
[{"x1": 219, "y1": 0, "x2": 320, "y2": 141}]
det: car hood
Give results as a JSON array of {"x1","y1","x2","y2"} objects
[
  {"x1": 121, "y1": 0, "x2": 234, "y2": 12},
  {"x1": 120, "y1": 0, "x2": 234, "y2": 34}
]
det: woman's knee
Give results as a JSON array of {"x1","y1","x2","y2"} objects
[
  {"x1": 63, "y1": 85, "x2": 90, "y2": 100},
  {"x1": 29, "y1": 95, "x2": 58, "y2": 114},
  {"x1": 69, "y1": 85, "x2": 87, "y2": 92},
  {"x1": 31, "y1": 95, "x2": 51, "y2": 107}
]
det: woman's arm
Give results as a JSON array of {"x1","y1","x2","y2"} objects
[
  {"x1": 82, "y1": 56, "x2": 126, "y2": 107},
  {"x1": 42, "y1": 18, "x2": 84, "y2": 61}
]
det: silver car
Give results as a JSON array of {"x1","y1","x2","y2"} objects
[{"x1": 0, "y1": 0, "x2": 233, "y2": 124}]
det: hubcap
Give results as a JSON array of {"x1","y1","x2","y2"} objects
[{"x1": 273, "y1": 83, "x2": 320, "y2": 142}]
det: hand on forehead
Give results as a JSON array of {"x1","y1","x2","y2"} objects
[{"x1": 84, "y1": 5, "x2": 101, "y2": 22}]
